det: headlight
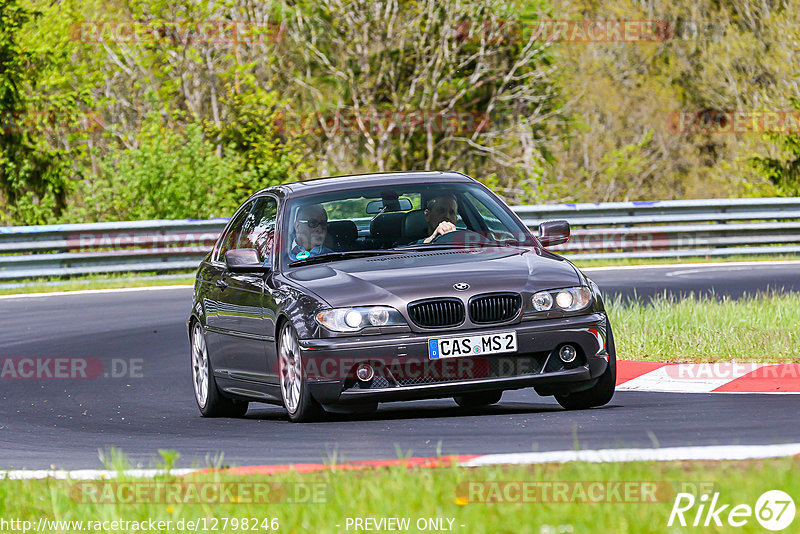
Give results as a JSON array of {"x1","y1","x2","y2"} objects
[
  {"x1": 532, "y1": 286, "x2": 592, "y2": 312},
  {"x1": 532, "y1": 291, "x2": 554, "y2": 311},
  {"x1": 316, "y1": 306, "x2": 406, "y2": 332}
]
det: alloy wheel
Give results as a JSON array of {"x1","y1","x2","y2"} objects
[
  {"x1": 279, "y1": 325, "x2": 303, "y2": 414},
  {"x1": 191, "y1": 322, "x2": 209, "y2": 408}
]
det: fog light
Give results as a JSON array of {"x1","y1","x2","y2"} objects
[
  {"x1": 356, "y1": 363, "x2": 374, "y2": 382},
  {"x1": 559, "y1": 345, "x2": 577, "y2": 363}
]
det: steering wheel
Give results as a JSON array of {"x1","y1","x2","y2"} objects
[{"x1": 431, "y1": 229, "x2": 493, "y2": 245}]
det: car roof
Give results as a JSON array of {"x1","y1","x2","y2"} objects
[{"x1": 259, "y1": 171, "x2": 476, "y2": 198}]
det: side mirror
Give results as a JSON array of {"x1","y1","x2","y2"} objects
[
  {"x1": 225, "y1": 248, "x2": 270, "y2": 273},
  {"x1": 538, "y1": 220, "x2": 570, "y2": 247}
]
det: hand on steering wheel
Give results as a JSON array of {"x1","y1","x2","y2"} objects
[{"x1": 424, "y1": 221, "x2": 457, "y2": 243}]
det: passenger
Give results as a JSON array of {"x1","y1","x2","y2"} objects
[{"x1": 291, "y1": 204, "x2": 334, "y2": 260}]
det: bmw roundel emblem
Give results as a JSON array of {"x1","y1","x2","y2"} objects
[{"x1": 453, "y1": 282, "x2": 470, "y2": 291}]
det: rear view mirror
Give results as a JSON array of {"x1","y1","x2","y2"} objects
[
  {"x1": 366, "y1": 197, "x2": 413, "y2": 214},
  {"x1": 538, "y1": 220, "x2": 570, "y2": 247},
  {"x1": 225, "y1": 248, "x2": 270, "y2": 273}
]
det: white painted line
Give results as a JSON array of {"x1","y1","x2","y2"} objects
[
  {"x1": 5, "y1": 442, "x2": 800, "y2": 478},
  {"x1": 581, "y1": 260, "x2": 800, "y2": 272},
  {"x1": 663, "y1": 265, "x2": 776, "y2": 277},
  {"x1": 0, "y1": 284, "x2": 193, "y2": 300},
  {"x1": 617, "y1": 363, "x2": 774, "y2": 393},
  {"x1": 0, "y1": 468, "x2": 199, "y2": 480},
  {"x1": 460, "y1": 443, "x2": 800, "y2": 467}
]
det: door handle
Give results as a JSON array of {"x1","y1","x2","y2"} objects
[{"x1": 215, "y1": 279, "x2": 228, "y2": 289}]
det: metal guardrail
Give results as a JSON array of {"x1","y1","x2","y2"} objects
[
  {"x1": 0, "y1": 219, "x2": 227, "y2": 280},
  {"x1": 1, "y1": 198, "x2": 799, "y2": 280},
  {"x1": 513, "y1": 197, "x2": 800, "y2": 260}
]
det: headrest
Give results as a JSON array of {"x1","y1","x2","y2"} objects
[
  {"x1": 370, "y1": 212, "x2": 406, "y2": 239},
  {"x1": 402, "y1": 209, "x2": 429, "y2": 240},
  {"x1": 324, "y1": 220, "x2": 358, "y2": 249}
]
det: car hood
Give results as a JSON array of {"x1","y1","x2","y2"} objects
[{"x1": 284, "y1": 248, "x2": 581, "y2": 308}]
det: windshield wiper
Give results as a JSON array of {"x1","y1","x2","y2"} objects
[
  {"x1": 392, "y1": 241, "x2": 527, "y2": 252},
  {"x1": 393, "y1": 241, "x2": 508, "y2": 250},
  {"x1": 289, "y1": 250, "x2": 408, "y2": 267},
  {"x1": 392, "y1": 243, "x2": 476, "y2": 250}
]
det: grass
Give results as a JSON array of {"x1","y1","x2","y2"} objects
[
  {"x1": 1, "y1": 455, "x2": 798, "y2": 533},
  {"x1": 608, "y1": 291, "x2": 800, "y2": 363},
  {"x1": 573, "y1": 253, "x2": 800, "y2": 269},
  {"x1": 0, "y1": 272, "x2": 195, "y2": 296}
]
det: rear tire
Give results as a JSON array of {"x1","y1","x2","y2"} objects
[
  {"x1": 555, "y1": 322, "x2": 616, "y2": 410},
  {"x1": 454, "y1": 390, "x2": 502, "y2": 408},
  {"x1": 278, "y1": 323, "x2": 325, "y2": 423},
  {"x1": 190, "y1": 321, "x2": 249, "y2": 418}
]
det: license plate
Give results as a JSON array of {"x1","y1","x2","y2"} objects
[{"x1": 428, "y1": 332, "x2": 517, "y2": 359}]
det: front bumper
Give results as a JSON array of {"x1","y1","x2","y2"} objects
[{"x1": 297, "y1": 313, "x2": 610, "y2": 405}]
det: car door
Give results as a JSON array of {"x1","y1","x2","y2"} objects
[
  {"x1": 227, "y1": 195, "x2": 280, "y2": 384},
  {"x1": 204, "y1": 200, "x2": 254, "y2": 376}
]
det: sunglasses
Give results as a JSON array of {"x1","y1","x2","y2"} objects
[{"x1": 298, "y1": 218, "x2": 328, "y2": 229}]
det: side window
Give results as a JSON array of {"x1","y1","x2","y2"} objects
[
  {"x1": 463, "y1": 191, "x2": 521, "y2": 242},
  {"x1": 237, "y1": 196, "x2": 278, "y2": 262},
  {"x1": 464, "y1": 192, "x2": 505, "y2": 231},
  {"x1": 214, "y1": 201, "x2": 254, "y2": 262}
]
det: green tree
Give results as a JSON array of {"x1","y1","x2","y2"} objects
[
  {"x1": 0, "y1": 0, "x2": 72, "y2": 224},
  {"x1": 72, "y1": 117, "x2": 254, "y2": 222},
  {"x1": 280, "y1": 0, "x2": 558, "y2": 202},
  {"x1": 205, "y1": 87, "x2": 311, "y2": 198},
  {"x1": 749, "y1": 101, "x2": 800, "y2": 196}
]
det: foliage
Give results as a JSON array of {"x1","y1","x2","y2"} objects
[
  {"x1": 204, "y1": 87, "x2": 312, "y2": 197},
  {"x1": 279, "y1": 0, "x2": 559, "y2": 203},
  {"x1": 748, "y1": 100, "x2": 800, "y2": 196},
  {"x1": 547, "y1": 0, "x2": 799, "y2": 202},
  {"x1": 2, "y1": 0, "x2": 800, "y2": 225},
  {"x1": 0, "y1": 0, "x2": 76, "y2": 224},
  {"x1": 69, "y1": 117, "x2": 255, "y2": 221}
]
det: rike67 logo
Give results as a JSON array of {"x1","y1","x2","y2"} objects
[{"x1": 668, "y1": 490, "x2": 795, "y2": 531}]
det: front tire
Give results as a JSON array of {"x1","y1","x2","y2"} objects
[
  {"x1": 555, "y1": 322, "x2": 616, "y2": 410},
  {"x1": 190, "y1": 321, "x2": 249, "y2": 418},
  {"x1": 278, "y1": 323, "x2": 325, "y2": 423},
  {"x1": 454, "y1": 390, "x2": 502, "y2": 408}
]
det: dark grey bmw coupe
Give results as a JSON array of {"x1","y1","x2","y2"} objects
[{"x1": 187, "y1": 171, "x2": 615, "y2": 422}]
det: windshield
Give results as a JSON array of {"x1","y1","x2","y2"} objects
[{"x1": 281, "y1": 182, "x2": 534, "y2": 268}]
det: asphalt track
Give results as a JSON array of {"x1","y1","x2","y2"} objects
[{"x1": 1, "y1": 262, "x2": 800, "y2": 470}]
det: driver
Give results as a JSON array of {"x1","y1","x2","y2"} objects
[
  {"x1": 290, "y1": 204, "x2": 334, "y2": 260},
  {"x1": 418, "y1": 194, "x2": 459, "y2": 244}
]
